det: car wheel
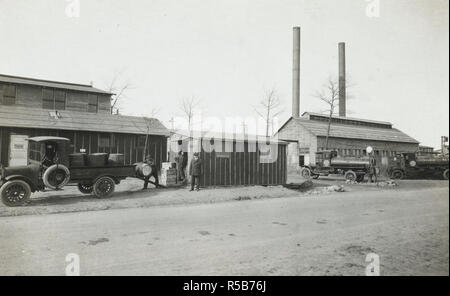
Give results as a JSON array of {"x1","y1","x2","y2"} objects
[
  {"x1": 443, "y1": 169, "x2": 449, "y2": 180},
  {"x1": 93, "y1": 176, "x2": 115, "y2": 198},
  {"x1": 0, "y1": 180, "x2": 31, "y2": 207},
  {"x1": 78, "y1": 183, "x2": 93, "y2": 194}
]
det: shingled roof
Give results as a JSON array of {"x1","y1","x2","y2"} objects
[
  {"x1": 0, "y1": 105, "x2": 170, "y2": 136},
  {"x1": 279, "y1": 116, "x2": 419, "y2": 144},
  {"x1": 0, "y1": 74, "x2": 112, "y2": 95}
]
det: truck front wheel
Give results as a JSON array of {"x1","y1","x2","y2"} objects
[
  {"x1": 301, "y1": 168, "x2": 312, "y2": 179},
  {"x1": 0, "y1": 180, "x2": 31, "y2": 207},
  {"x1": 443, "y1": 169, "x2": 449, "y2": 180},
  {"x1": 391, "y1": 169, "x2": 404, "y2": 180},
  {"x1": 344, "y1": 170, "x2": 357, "y2": 182},
  {"x1": 93, "y1": 176, "x2": 115, "y2": 198}
]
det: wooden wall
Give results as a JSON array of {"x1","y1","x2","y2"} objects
[
  {"x1": 0, "y1": 83, "x2": 111, "y2": 114},
  {"x1": 0, "y1": 127, "x2": 167, "y2": 168}
]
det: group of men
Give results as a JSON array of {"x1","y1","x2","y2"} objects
[{"x1": 142, "y1": 151, "x2": 203, "y2": 191}]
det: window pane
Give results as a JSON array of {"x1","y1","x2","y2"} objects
[
  {"x1": 54, "y1": 90, "x2": 66, "y2": 110},
  {"x1": 2, "y1": 96, "x2": 15, "y2": 105},
  {"x1": 88, "y1": 104, "x2": 97, "y2": 113},
  {"x1": 42, "y1": 88, "x2": 54, "y2": 109},
  {"x1": 55, "y1": 101, "x2": 65, "y2": 110},
  {"x1": 4, "y1": 85, "x2": 16, "y2": 97},
  {"x1": 43, "y1": 99, "x2": 54, "y2": 109}
]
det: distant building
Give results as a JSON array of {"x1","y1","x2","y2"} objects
[
  {"x1": 0, "y1": 74, "x2": 169, "y2": 167},
  {"x1": 418, "y1": 145, "x2": 435, "y2": 156},
  {"x1": 276, "y1": 112, "x2": 419, "y2": 175}
]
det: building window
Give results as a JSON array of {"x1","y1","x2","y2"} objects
[
  {"x1": 1, "y1": 84, "x2": 16, "y2": 105},
  {"x1": 88, "y1": 94, "x2": 98, "y2": 113},
  {"x1": 42, "y1": 88, "x2": 66, "y2": 110},
  {"x1": 54, "y1": 90, "x2": 66, "y2": 110}
]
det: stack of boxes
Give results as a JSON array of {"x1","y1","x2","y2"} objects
[{"x1": 160, "y1": 162, "x2": 178, "y2": 186}]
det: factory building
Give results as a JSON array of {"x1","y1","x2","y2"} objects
[
  {"x1": 277, "y1": 27, "x2": 419, "y2": 176},
  {"x1": 276, "y1": 112, "x2": 419, "y2": 175}
]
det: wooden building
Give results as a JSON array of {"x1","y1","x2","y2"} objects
[
  {"x1": 276, "y1": 112, "x2": 419, "y2": 175},
  {"x1": 0, "y1": 74, "x2": 169, "y2": 167},
  {"x1": 169, "y1": 131, "x2": 288, "y2": 187}
]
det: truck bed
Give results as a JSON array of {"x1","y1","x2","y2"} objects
[{"x1": 68, "y1": 165, "x2": 137, "y2": 183}]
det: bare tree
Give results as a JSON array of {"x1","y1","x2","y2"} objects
[
  {"x1": 180, "y1": 96, "x2": 201, "y2": 135},
  {"x1": 255, "y1": 88, "x2": 284, "y2": 137},
  {"x1": 313, "y1": 77, "x2": 340, "y2": 150},
  {"x1": 107, "y1": 73, "x2": 133, "y2": 114}
]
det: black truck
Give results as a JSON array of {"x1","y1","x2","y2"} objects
[
  {"x1": 388, "y1": 152, "x2": 449, "y2": 180},
  {"x1": 0, "y1": 136, "x2": 153, "y2": 206}
]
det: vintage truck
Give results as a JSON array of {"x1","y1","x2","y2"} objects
[
  {"x1": 0, "y1": 136, "x2": 153, "y2": 207},
  {"x1": 300, "y1": 150, "x2": 373, "y2": 182},
  {"x1": 388, "y1": 152, "x2": 449, "y2": 180}
]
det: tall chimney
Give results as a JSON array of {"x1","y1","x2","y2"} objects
[
  {"x1": 292, "y1": 27, "x2": 301, "y2": 118},
  {"x1": 338, "y1": 42, "x2": 346, "y2": 117}
]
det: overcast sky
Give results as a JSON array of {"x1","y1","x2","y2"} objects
[{"x1": 0, "y1": 0, "x2": 448, "y2": 148}]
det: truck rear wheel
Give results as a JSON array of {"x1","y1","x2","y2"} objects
[
  {"x1": 443, "y1": 169, "x2": 449, "y2": 180},
  {"x1": 78, "y1": 183, "x2": 93, "y2": 194},
  {"x1": 356, "y1": 174, "x2": 365, "y2": 182},
  {"x1": 391, "y1": 169, "x2": 404, "y2": 180},
  {"x1": 0, "y1": 180, "x2": 31, "y2": 207},
  {"x1": 93, "y1": 176, "x2": 115, "y2": 198},
  {"x1": 344, "y1": 170, "x2": 357, "y2": 182}
]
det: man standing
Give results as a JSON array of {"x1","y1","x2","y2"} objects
[
  {"x1": 189, "y1": 152, "x2": 202, "y2": 191},
  {"x1": 143, "y1": 155, "x2": 159, "y2": 189},
  {"x1": 175, "y1": 151, "x2": 185, "y2": 182},
  {"x1": 368, "y1": 153, "x2": 378, "y2": 183}
]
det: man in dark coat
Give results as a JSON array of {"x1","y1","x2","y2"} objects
[
  {"x1": 368, "y1": 154, "x2": 377, "y2": 183},
  {"x1": 143, "y1": 155, "x2": 159, "y2": 189},
  {"x1": 189, "y1": 152, "x2": 202, "y2": 191}
]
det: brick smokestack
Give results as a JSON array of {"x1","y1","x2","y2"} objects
[
  {"x1": 338, "y1": 42, "x2": 346, "y2": 117},
  {"x1": 292, "y1": 27, "x2": 300, "y2": 118}
]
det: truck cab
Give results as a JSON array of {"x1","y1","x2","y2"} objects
[
  {"x1": 314, "y1": 150, "x2": 338, "y2": 169},
  {"x1": 0, "y1": 137, "x2": 71, "y2": 206}
]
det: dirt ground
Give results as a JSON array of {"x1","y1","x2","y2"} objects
[
  {"x1": 0, "y1": 178, "x2": 447, "y2": 276},
  {"x1": 0, "y1": 175, "x2": 402, "y2": 217}
]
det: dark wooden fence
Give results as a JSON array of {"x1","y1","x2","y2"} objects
[{"x1": 180, "y1": 138, "x2": 287, "y2": 187}]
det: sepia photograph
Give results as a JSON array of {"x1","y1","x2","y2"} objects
[{"x1": 0, "y1": 0, "x2": 448, "y2": 281}]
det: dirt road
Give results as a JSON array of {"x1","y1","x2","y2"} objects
[{"x1": 0, "y1": 180, "x2": 448, "y2": 276}]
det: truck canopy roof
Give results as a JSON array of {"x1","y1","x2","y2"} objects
[{"x1": 27, "y1": 136, "x2": 70, "y2": 143}]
